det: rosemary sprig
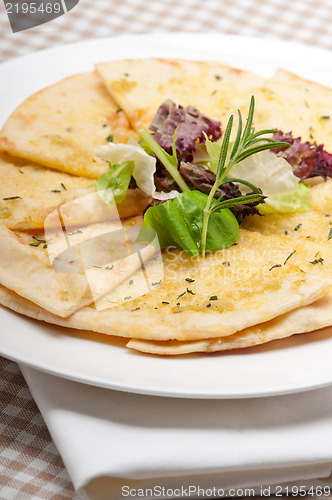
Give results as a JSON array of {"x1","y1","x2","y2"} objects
[
  {"x1": 200, "y1": 96, "x2": 290, "y2": 256},
  {"x1": 210, "y1": 177, "x2": 264, "y2": 213}
]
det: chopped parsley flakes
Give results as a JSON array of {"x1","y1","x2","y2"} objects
[
  {"x1": 284, "y1": 250, "x2": 296, "y2": 265},
  {"x1": 310, "y1": 257, "x2": 324, "y2": 265}
]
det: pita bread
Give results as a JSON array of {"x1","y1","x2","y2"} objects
[
  {"x1": 0, "y1": 156, "x2": 94, "y2": 230},
  {"x1": 95, "y1": 58, "x2": 265, "y2": 132},
  {"x1": 0, "y1": 217, "x2": 331, "y2": 340},
  {"x1": 129, "y1": 182, "x2": 332, "y2": 354},
  {"x1": 0, "y1": 71, "x2": 135, "y2": 178},
  {"x1": 254, "y1": 69, "x2": 332, "y2": 150},
  {"x1": 0, "y1": 155, "x2": 150, "y2": 230},
  {"x1": 309, "y1": 178, "x2": 332, "y2": 213},
  {"x1": 126, "y1": 294, "x2": 332, "y2": 355},
  {"x1": 0, "y1": 223, "x2": 92, "y2": 317},
  {"x1": 0, "y1": 268, "x2": 330, "y2": 344},
  {"x1": 1, "y1": 59, "x2": 332, "y2": 355},
  {"x1": 242, "y1": 180, "x2": 332, "y2": 240},
  {"x1": 0, "y1": 220, "x2": 157, "y2": 317}
]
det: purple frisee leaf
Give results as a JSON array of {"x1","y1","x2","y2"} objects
[
  {"x1": 150, "y1": 161, "x2": 260, "y2": 223},
  {"x1": 272, "y1": 131, "x2": 332, "y2": 180},
  {"x1": 150, "y1": 99, "x2": 222, "y2": 156}
]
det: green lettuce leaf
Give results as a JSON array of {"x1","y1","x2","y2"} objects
[
  {"x1": 139, "y1": 128, "x2": 189, "y2": 192},
  {"x1": 258, "y1": 182, "x2": 311, "y2": 214},
  {"x1": 96, "y1": 161, "x2": 135, "y2": 206},
  {"x1": 229, "y1": 150, "x2": 299, "y2": 196},
  {"x1": 140, "y1": 190, "x2": 239, "y2": 256},
  {"x1": 203, "y1": 134, "x2": 232, "y2": 175}
]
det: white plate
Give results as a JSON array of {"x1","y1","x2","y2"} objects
[{"x1": 1, "y1": 33, "x2": 332, "y2": 399}]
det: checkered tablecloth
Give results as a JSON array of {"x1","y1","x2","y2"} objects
[
  {"x1": 0, "y1": 357, "x2": 75, "y2": 499},
  {"x1": 1, "y1": 0, "x2": 332, "y2": 498},
  {"x1": 1, "y1": 0, "x2": 332, "y2": 63}
]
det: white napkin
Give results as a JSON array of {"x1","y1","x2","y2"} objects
[{"x1": 20, "y1": 365, "x2": 332, "y2": 500}]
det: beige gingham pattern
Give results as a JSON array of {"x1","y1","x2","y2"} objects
[
  {"x1": 0, "y1": 0, "x2": 332, "y2": 63},
  {"x1": 1, "y1": 0, "x2": 332, "y2": 497},
  {"x1": 0, "y1": 357, "x2": 74, "y2": 499}
]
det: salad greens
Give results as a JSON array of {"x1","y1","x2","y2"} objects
[
  {"x1": 228, "y1": 149, "x2": 299, "y2": 196},
  {"x1": 96, "y1": 160, "x2": 134, "y2": 206},
  {"x1": 198, "y1": 96, "x2": 291, "y2": 256},
  {"x1": 140, "y1": 190, "x2": 239, "y2": 256},
  {"x1": 96, "y1": 96, "x2": 296, "y2": 257},
  {"x1": 139, "y1": 128, "x2": 189, "y2": 192},
  {"x1": 271, "y1": 131, "x2": 332, "y2": 181},
  {"x1": 257, "y1": 182, "x2": 311, "y2": 214},
  {"x1": 139, "y1": 96, "x2": 290, "y2": 257},
  {"x1": 95, "y1": 138, "x2": 178, "y2": 201}
]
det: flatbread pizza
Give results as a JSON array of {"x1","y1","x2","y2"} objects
[
  {"x1": 253, "y1": 69, "x2": 332, "y2": 151},
  {"x1": 95, "y1": 58, "x2": 265, "y2": 132},
  {"x1": 0, "y1": 155, "x2": 149, "y2": 229},
  {"x1": 0, "y1": 71, "x2": 133, "y2": 178},
  {"x1": 0, "y1": 71, "x2": 150, "y2": 223},
  {"x1": 1, "y1": 58, "x2": 332, "y2": 356}
]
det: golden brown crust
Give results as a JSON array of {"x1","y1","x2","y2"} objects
[{"x1": 0, "y1": 71, "x2": 135, "y2": 178}]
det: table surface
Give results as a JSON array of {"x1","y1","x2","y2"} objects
[{"x1": 1, "y1": 0, "x2": 332, "y2": 498}]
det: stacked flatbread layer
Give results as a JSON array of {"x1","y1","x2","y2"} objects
[{"x1": 1, "y1": 58, "x2": 332, "y2": 355}]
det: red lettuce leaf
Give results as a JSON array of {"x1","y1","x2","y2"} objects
[
  {"x1": 150, "y1": 99, "x2": 221, "y2": 156},
  {"x1": 272, "y1": 131, "x2": 332, "y2": 180}
]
